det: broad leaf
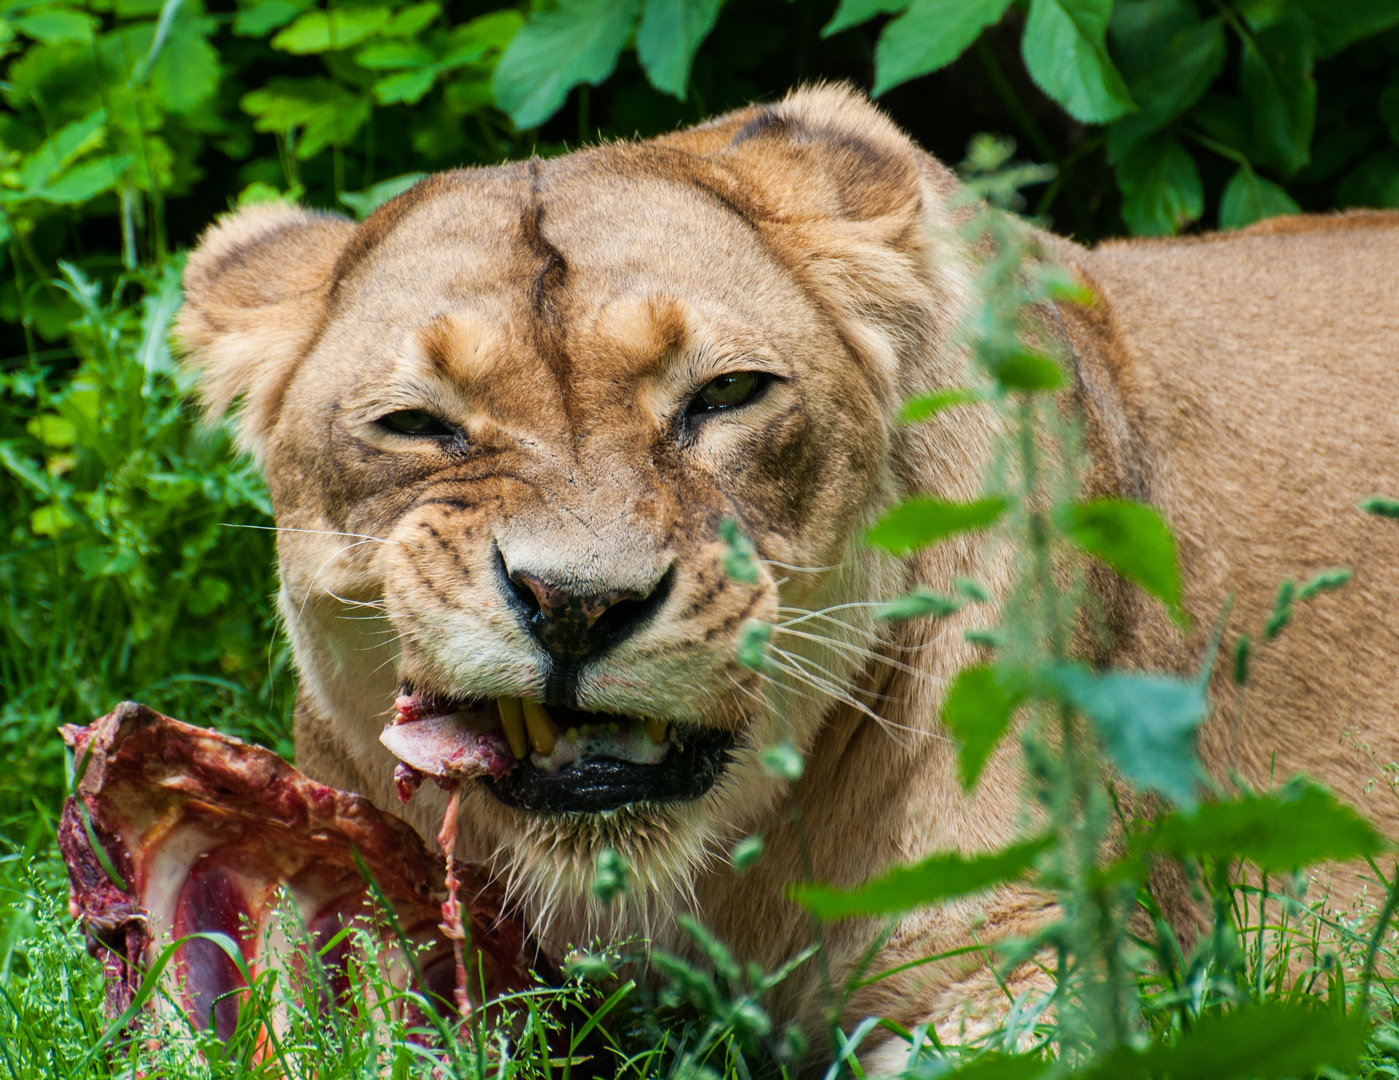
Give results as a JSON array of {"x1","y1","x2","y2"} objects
[
  {"x1": 872, "y1": 0, "x2": 1014, "y2": 96},
  {"x1": 272, "y1": 6, "x2": 391, "y2": 53},
  {"x1": 636, "y1": 0, "x2": 721, "y2": 99},
  {"x1": 790, "y1": 836, "x2": 1050, "y2": 920},
  {"x1": 878, "y1": 590, "x2": 963, "y2": 621},
  {"x1": 1022, "y1": 0, "x2": 1135, "y2": 124},
  {"x1": 1063, "y1": 498, "x2": 1186, "y2": 625},
  {"x1": 338, "y1": 173, "x2": 427, "y2": 219},
  {"x1": 823, "y1": 0, "x2": 906, "y2": 37},
  {"x1": 10, "y1": 7, "x2": 96, "y2": 43},
  {"x1": 491, "y1": 0, "x2": 641, "y2": 130},
  {"x1": 943, "y1": 665, "x2": 1026, "y2": 789},
  {"x1": 866, "y1": 497, "x2": 1007, "y2": 556},
  {"x1": 1240, "y1": 11, "x2": 1315, "y2": 177},
  {"x1": 1084, "y1": 1003, "x2": 1367, "y2": 1080},
  {"x1": 897, "y1": 387, "x2": 985, "y2": 424},
  {"x1": 34, "y1": 155, "x2": 129, "y2": 204},
  {"x1": 1295, "y1": 0, "x2": 1399, "y2": 58},
  {"x1": 1150, "y1": 780, "x2": 1383, "y2": 871},
  {"x1": 149, "y1": 16, "x2": 220, "y2": 114},
  {"x1": 240, "y1": 77, "x2": 370, "y2": 159},
  {"x1": 233, "y1": 0, "x2": 306, "y2": 37},
  {"x1": 1050, "y1": 664, "x2": 1206, "y2": 807},
  {"x1": 16, "y1": 109, "x2": 108, "y2": 191},
  {"x1": 1116, "y1": 134, "x2": 1203, "y2": 236},
  {"x1": 1218, "y1": 163, "x2": 1299, "y2": 229},
  {"x1": 1106, "y1": 8, "x2": 1224, "y2": 162},
  {"x1": 372, "y1": 68, "x2": 437, "y2": 105}
]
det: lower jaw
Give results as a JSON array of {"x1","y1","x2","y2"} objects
[
  {"x1": 483, "y1": 725, "x2": 734, "y2": 814},
  {"x1": 392, "y1": 692, "x2": 735, "y2": 814}
]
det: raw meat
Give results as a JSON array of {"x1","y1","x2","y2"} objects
[{"x1": 59, "y1": 702, "x2": 538, "y2": 1044}]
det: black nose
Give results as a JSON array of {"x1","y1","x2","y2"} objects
[{"x1": 500, "y1": 554, "x2": 674, "y2": 662}]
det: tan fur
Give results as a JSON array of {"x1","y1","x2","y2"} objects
[{"x1": 176, "y1": 86, "x2": 1399, "y2": 1059}]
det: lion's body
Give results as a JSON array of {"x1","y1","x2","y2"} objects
[{"x1": 177, "y1": 87, "x2": 1399, "y2": 1056}]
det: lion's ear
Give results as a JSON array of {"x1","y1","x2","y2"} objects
[
  {"x1": 691, "y1": 83, "x2": 935, "y2": 229},
  {"x1": 677, "y1": 84, "x2": 960, "y2": 385},
  {"x1": 176, "y1": 202, "x2": 355, "y2": 459}
]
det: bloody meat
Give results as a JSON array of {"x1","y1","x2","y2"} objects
[{"x1": 59, "y1": 702, "x2": 539, "y2": 1044}]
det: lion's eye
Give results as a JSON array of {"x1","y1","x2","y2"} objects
[
  {"x1": 377, "y1": 410, "x2": 456, "y2": 438},
  {"x1": 690, "y1": 371, "x2": 768, "y2": 414}
]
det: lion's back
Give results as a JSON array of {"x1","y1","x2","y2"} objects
[{"x1": 1076, "y1": 212, "x2": 1399, "y2": 874}]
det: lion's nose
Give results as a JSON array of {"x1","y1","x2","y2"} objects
[{"x1": 502, "y1": 560, "x2": 674, "y2": 661}]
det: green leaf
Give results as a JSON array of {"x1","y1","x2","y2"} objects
[
  {"x1": 1240, "y1": 11, "x2": 1315, "y2": 177},
  {"x1": 16, "y1": 109, "x2": 107, "y2": 191},
  {"x1": 1050, "y1": 664, "x2": 1206, "y2": 807},
  {"x1": 491, "y1": 0, "x2": 641, "y2": 130},
  {"x1": 1232, "y1": 633, "x2": 1250, "y2": 685},
  {"x1": 1264, "y1": 577, "x2": 1295, "y2": 639},
  {"x1": 372, "y1": 68, "x2": 437, "y2": 105},
  {"x1": 636, "y1": 0, "x2": 721, "y2": 99},
  {"x1": 1362, "y1": 495, "x2": 1399, "y2": 519},
  {"x1": 897, "y1": 387, "x2": 985, "y2": 424},
  {"x1": 26, "y1": 414, "x2": 76, "y2": 447},
  {"x1": 866, "y1": 497, "x2": 1008, "y2": 555},
  {"x1": 149, "y1": 17, "x2": 219, "y2": 114},
  {"x1": 1116, "y1": 134, "x2": 1203, "y2": 236},
  {"x1": 35, "y1": 155, "x2": 129, "y2": 204},
  {"x1": 382, "y1": 2, "x2": 439, "y2": 38},
  {"x1": 1295, "y1": 0, "x2": 1399, "y2": 58},
  {"x1": 730, "y1": 834, "x2": 764, "y2": 872},
  {"x1": 872, "y1": 0, "x2": 1014, "y2": 96},
  {"x1": 789, "y1": 836, "x2": 1050, "y2": 920},
  {"x1": 936, "y1": 1057, "x2": 1049, "y2": 1080},
  {"x1": 1080, "y1": 1002, "x2": 1368, "y2": 1080},
  {"x1": 338, "y1": 173, "x2": 427, "y2": 219},
  {"x1": 240, "y1": 77, "x2": 371, "y2": 158},
  {"x1": 1106, "y1": 11, "x2": 1224, "y2": 163},
  {"x1": 10, "y1": 7, "x2": 96, "y2": 43},
  {"x1": 1021, "y1": 0, "x2": 1135, "y2": 124},
  {"x1": 439, "y1": 10, "x2": 523, "y2": 68},
  {"x1": 355, "y1": 40, "x2": 434, "y2": 69},
  {"x1": 942, "y1": 664, "x2": 1026, "y2": 789},
  {"x1": 271, "y1": 6, "x2": 390, "y2": 54},
  {"x1": 737, "y1": 619, "x2": 771, "y2": 670},
  {"x1": 1150, "y1": 781, "x2": 1383, "y2": 872},
  {"x1": 233, "y1": 0, "x2": 306, "y2": 36},
  {"x1": 823, "y1": 0, "x2": 906, "y2": 37},
  {"x1": 760, "y1": 742, "x2": 804, "y2": 781},
  {"x1": 718, "y1": 517, "x2": 759, "y2": 583},
  {"x1": 877, "y1": 590, "x2": 963, "y2": 621},
  {"x1": 30, "y1": 504, "x2": 75, "y2": 536},
  {"x1": 1218, "y1": 163, "x2": 1300, "y2": 229},
  {"x1": 989, "y1": 350, "x2": 1064, "y2": 391},
  {"x1": 1063, "y1": 498, "x2": 1186, "y2": 625}
]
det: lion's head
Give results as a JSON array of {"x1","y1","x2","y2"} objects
[{"x1": 177, "y1": 86, "x2": 1002, "y2": 950}]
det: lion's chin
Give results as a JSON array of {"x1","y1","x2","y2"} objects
[{"x1": 381, "y1": 689, "x2": 735, "y2": 814}]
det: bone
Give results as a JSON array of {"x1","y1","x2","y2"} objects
[{"x1": 58, "y1": 702, "x2": 541, "y2": 1044}]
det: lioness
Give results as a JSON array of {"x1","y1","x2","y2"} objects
[{"x1": 176, "y1": 85, "x2": 1399, "y2": 1058}]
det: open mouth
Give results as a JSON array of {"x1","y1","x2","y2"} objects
[{"x1": 381, "y1": 691, "x2": 733, "y2": 814}]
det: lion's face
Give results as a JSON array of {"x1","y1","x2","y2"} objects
[{"x1": 178, "y1": 88, "x2": 972, "y2": 920}]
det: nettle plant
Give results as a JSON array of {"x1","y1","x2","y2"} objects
[{"x1": 614, "y1": 200, "x2": 1399, "y2": 1078}]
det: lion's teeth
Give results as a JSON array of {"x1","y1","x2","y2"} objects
[
  {"x1": 497, "y1": 698, "x2": 528, "y2": 759},
  {"x1": 522, "y1": 699, "x2": 557, "y2": 756},
  {"x1": 644, "y1": 719, "x2": 668, "y2": 744}
]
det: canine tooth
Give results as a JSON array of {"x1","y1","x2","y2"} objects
[
  {"x1": 497, "y1": 698, "x2": 528, "y2": 759},
  {"x1": 645, "y1": 719, "x2": 668, "y2": 744},
  {"x1": 522, "y1": 699, "x2": 557, "y2": 756}
]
